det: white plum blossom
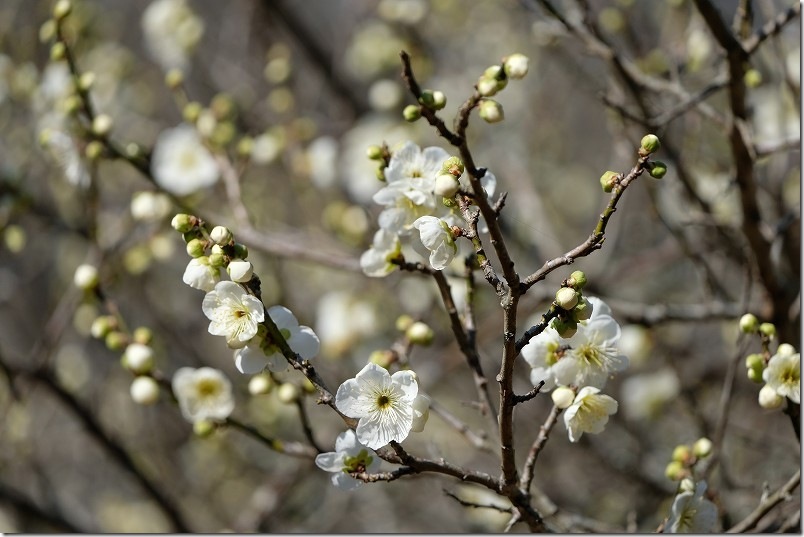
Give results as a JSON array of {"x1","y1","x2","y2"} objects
[
  {"x1": 182, "y1": 257, "x2": 221, "y2": 291},
  {"x1": 552, "y1": 314, "x2": 628, "y2": 389},
  {"x1": 762, "y1": 348, "x2": 800, "y2": 403},
  {"x1": 521, "y1": 325, "x2": 562, "y2": 391},
  {"x1": 665, "y1": 481, "x2": 718, "y2": 533},
  {"x1": 373, "y1": 141, "x2": 448, "y2": 234},
  {"x1": 130, "y1": 191, "x2": 172, "y2": 222},
  {"x1": 335, "y1": 362, "x2": 419, "y2": 449},
  {"x1": 563, "y1": 386, "x2": 618, "y2": 443},
  {"x1": 141, "y1": 0, "x2": 204, "y2": 72},
  {"x1": 151, "y1": 124, "x2": 219, "y2": 196},
  {"x1": 314, "y1": 429, "x2": 382, "y2": 491},
  {"x1": 171, "y1": 366, "x2": 235, "y2": 423},
  {"x1": 234, "y1": 306, "x2": 320, "y2": 374},
  {"x1": 202, "y1": 281, "x2": 265, "y2": 348},
  {"x1": 360, "y1": 228, "x2": 402, "y2": 277},
  {"x1": 412, "y1": 216, "x2": 457, "y2": 271}
]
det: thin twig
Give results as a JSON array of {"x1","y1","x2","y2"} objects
[
  {"x1": 226, "y1": 417, "x2": 319, "y2": 458},
  {"x1": 519, "y1": 404, "x2": 561, "y2": 494},
  {"x1": 429, "y1": 399, "x2": 494, "y2": 454},
  {"x1": 726, "y1": 470, "x2": 801, "y2": 533}
]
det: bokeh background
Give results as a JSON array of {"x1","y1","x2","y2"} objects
[{"x1": 0, "y1": 0, "x2": 799, "y2": 532}]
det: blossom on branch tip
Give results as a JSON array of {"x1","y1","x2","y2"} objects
[
  {"x1": 665, "y1": 481, "x2": 718, "y2": 533},
  {"x1": 762, "y1": 349, "x2": 800, "y2": 403},
  {"x1": 234, "y1": 305, "x2": 320, "y2": 374},
  {"x1": 171, "y1": 366, "x2": 234, "y2": 423},
  {"x1": 335, "y1": 362, "x2": 420, "y2": 449},
  {"x1": 202, "y1": 281, "x2": 264, "y2": 349},
  {"x1": 412, "y1": 216, "x2": 457, "y2": 271},
  {"x1": 315, "y1": 429, "x2": 381, "y2": 491},
  {"x1": 553, "y1": 314, "x2": 628, "y2": 389},
  {"x1": 563, "y1": 386, "x2": 618, "y2": 442},
  {"x1": 360, "y1": 228, "x2": 402, "y2": 277},
  {"x1": 151, "y1": 124, "x2": 219, "y2": 196},
  {"x1": 183, "y1": 257, "x2": 221, "y2": 291}
]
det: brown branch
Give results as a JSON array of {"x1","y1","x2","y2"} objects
[
  {"x1": 226, "y1": 417, "x2": 318, "y2": 458},
  {"x1": 742, "y1": 2, "x2": 801, "y2": 55},
  {"x1": 443, "y1": 488, "x2": 512, "y2": 513},
  {"x1": 726, "y1": 470, "x2": 801, "y2": 533},
  {"x1": 429, "y1": 399, "x2": 494, "y2": 454},
  {"x1": 519, "y1": 404, "x2": 561, "y2": 495}
]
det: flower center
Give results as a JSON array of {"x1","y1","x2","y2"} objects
[
  {"x1": 578, "y1": 343, "x2": 604, "y2": 368},
  {"x1": 179, "y1": 149, "x2": 198, "y2": 169},
  {"x1": 196, "y1": 378, "x2": 221, "y2": 397},
  {"x1": 343, "y1": 449, "x2": 374, "y2": 474},
  {"x1": 377, "y1": 394, "x2": 391, "y2": 408}
]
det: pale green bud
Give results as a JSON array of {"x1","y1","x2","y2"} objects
[
  {"x1": 133, "y1": 326, "x2": 153, "y2": 345},
  {"x1": 125, "y1": 143, "x2": 142, "y2": 158},
  {"x1": 434, "y1": 173, "x2": 460, "y2": 197},
  {"x1": 182, "y1": 101, "x2": 202, "y2": 123},
  {"x1": 648, "y1": 161, "x2": 667, "y2": 179},
  {"x1": 50, "y1": 42, "x2": 66, "y2": 61},
  {"x1": 63, "y1": 95, "x2": 81, "y2": 115},
  {"x1": 210, "y1": 225, "x2": 233, "y2": 246},
  {"x1": 39, "y1": 20, "x2": 56, "y2": 43},
  {"x1": 193, "y1": 419, "x2": 215, "y2": 437},
  {"x1": 105, "y1": 331, "x2": 128, "y2": 352},
  {"x1": 431, "y1": 90, "x2": 447, "y2": 110},
  {"x1": 440, "y1": 156, "x2": 465, "y2": 177},
  {"x1": 53, "y1": 0, "x2": 72, "y2": 21},
  {"x1": 236, "y1": 136, "x2": 253, "y2": 157},
  {"x1": 478, "y1": 100, "x2": 504, "y2": 123},
  {"x1": 366, "y1": 145, "x2": 383, "y2": 160},
  {"x1": 600, "y1": 171, "x2": 619, "y2": 193},
  {"x1": 553, "y1": 317, "x2": 577, "y2": 339},
  {"x1": 671, "y1": 444, "x2": 692, "y2": 463},
  {"x1": 301, "y1": 377, "x2": 316, "y2": 394},
  {"x1": 744, "y1": 68, "x2": 762, "y2": 88},
  {"x1": 171, "y1": 214, "x2": 195, "y2": 233},
  {"x1": 84, "y1": 141, "x2": 104, "y2": 161},
  {"x1": 551, "y1": 386, "x2": 575, "y2": 409},
  {"x1": 78, "y1": 72, "x2": 95, "y2": 91},
  {"x1": 165, "y1": 68, "x2": 184, "y2": 90},
  {"x1": 759, "y1": 322, "x2": 776, "y2": 338},
  {"x1": 73, "y1": 264, "x2": 99, "y2": 290},
  {"x1": 186, "y1": 238, "x2": 206, "y2": 258},
  {"x1": 477, "y1": 75, "x2": 504, "y2": 97},
  {"x1": 248, "y1": 373, "x2": 274, "y2": 395},
  {"x1": 418, "y1": 89, "x2": 445, "y2": 110},
  {"x1": 569, "y1": 270, "x2": 587, "y2": 289},
  {"x1": 122, "y1": 343, "x2": 155, "y2": 374},
  {"x1": 211, "y1": 93, "x2": 235, "y2": 120},
  {"x1": 484, "y1": 65, "x2": 504, "y2": 79},
  {"x1": 406, "y1": 321, "x2": 434, "y2": 346},
  {"x1": 665, "y1": 460, "x2": 687, "y2": 481},
  {"x1": 555, "y1": 287, "x2": 579, "y2": 310},
  {"x1": 130, "y1": 376, "x2": 160, "y2": 405},
  {"x1": 640, "y1": 134, "x2": 661, "y2": 154},
  {"x1": 208, "y1": 252, "x2": 226, "y2": 268},
  {"x1": 277, "y1": 382, "x2": 301, "y2": 404},
  {"x1": 739, "y1": 313, "x2": 759, "y2": 334},
  {"x1": 90, "y1": 315, "x2": 116, "y2": 339},
  {"x1": 91, "y1": 114, "x2": 113, "y2": 137},
  {"x1": 232, "y1": 243, "x2": 249, "y2": 259},
  {"x1": 747, "y1": 367, "x2": 764, "y2": 383},
  {"x1": 403, "y1": 104, "x2": 421, "y2": 122},
  {"x1": 395, "y1": 314, "x2": 414, "y2": 332},
  {"x1": 745, "y1": 353, "x2": 764, "y2": 371},
  {"x1": 503, "y1": 53, "x2": 529, "y2": 79},
  {"x1": 692, "y1": 437, "x2": 713, "y2": 459},
  {"x1": 369, "y1": 350, "x2": 396, "y2": 369}
]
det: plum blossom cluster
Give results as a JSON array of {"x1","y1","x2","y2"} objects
[
  {"x1": 661, "y1": 439, "x2": 718, "y2": 533},
  {"x1": 739, "y1": 314, "x2": 800, "y2": 409},
  {"x1": 172, "y1": 215, "x2": 319, "y2": 375},
  {"x1": 521, "y1": 274, "x2": 627, "y2": 442}
]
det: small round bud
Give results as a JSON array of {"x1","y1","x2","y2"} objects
[
  {"x1": 747, "y1": 367, "x2": 764, "y2": 383},
  {"x1": 133, "y1": 326, "x2": 153, "y2": 345},
  {"x1": 441, "y1": 156, "x2": 465, "y2": 177},
  {"x1": 418, "y1": 89, "x2": 437, "y2": 109},
  {"x1": 171, "y1": 214, "x2": 195, "y2": 233},
  {"x1": 130, "y1": 376, "x2": 160, "y2": 405},
  {"x1": 665, "y1": 461, "x2": 687, "y2": 481},
  {"x1": 776, "y1": 343, "x2": 796, "y2": 357},
  {"x1": 375, "y1": 166, "x2": 385, "y2": 181},
  {"x1": 553, "y1": 317, "x2": 577, "y2": 339},
  {"x1": 248, "y1": 373, "x2": 274, "y2": 395},
  {"x1": 738, "y1": 313, "x2": 759, "y2": 334},
  {"x1": 210, "y1": 226, "x2": 233, "y2": 246},
  {"x1": 236, "y1": 136, "x2": 253, "y2": 157},
  {"x1": 53, "y1": 0, "x2": 72, "y2": 20},
  {"x1": 671, "y1": 444, "x2": 692, "y2": 464},
  {"x1": 679, "y1": 477, "x2": 696, "y2": 494},
  {"x1": 73, "y1": 264, "x2": 99, "y2": 290},
  {"x1": 193, "y1": 419, "x2": 215, "y2": 437},
  {"x1": 105, "y1": 331, "x2": 128, "y2": 352},
  {"x1": 227, "y1": 259, "x2": 253, "y2": 283},
  {"x1": 366, "y1": 145, "x2": 383, "y2": 160},
  {"x1": 692, "y1": 437, "x2": 713, "y2": 459},
  {"x1": 395, "y1": 314, "x2": 414, "y2": 332},
  {"x1": 403, "y1": 104, "x2": 421, "y2": 122},
  {"x1": 90, "y1": 315, "x2": 115, "y2": 339},
  {"x1": 277, "y1": 382, "x2": 301, "y2": 404},
  {"x1": 50, "y1": 42, "x2": 67, "y2": 61},
  {"x1": 125, "y1": 143, "x2": 143, "y2": 158},
  {"x1": 406, "y1": 321, "x2": 434, "y2": 346},
  {"x1": 759, "y1": 322, "x2": 776, "y2": 338},
  {"x1": 78, "y1": 72, "x2": 95, "y2": 91},
  {"x1": 569, "y1": 270, "x2": 587, "y2": 289},
  {"x1": 758, "y1": 384, "x2": 784, "y2": 409},
  {"x1": 434, "y1": 173, "x2": 460, "y2": 197},
  {"x1": 232, "y1": 243, "x2": 249, "y2": 259},
  {"x1": 744, "y1": 68, "x2": 762, "y2": 88},
  {"x1": 551, "y1": 386, "x2": 575, "y2": 409},
  {"x1": 478, "y1": 100, "x2": 504, "y2": 123},
  {"x1": 503, "y1": 53, "x2": 530, "y2": 79},
  {"x1": 164, "y1": 68, "x2": 184, "y2": 90},
  {"x1": 208, "y1": 252, "x2": 226, "y2": 268},
  {"x1": 186, "y1": 238, "x2": 206, "y2": 258},
  {"x1": 369, "y1": 349, "x2": 396, "y2": 369},
  {"x1": 484, "y1": 65, "x2": 504, "y2": 79},
  {"x1": 648, "y1": 161, "x2": 667, "y2": 179},
  {"x1": 573, "y1": 297, "x2": 593, "y2": 321},
  {"x1": 477, "y1": 75, "x2": 504, "y2": 97},
  {"x1": 39, "y1": 20, "x2": 56, "y2": 43},
  {"x1": 640, "y1": 134, "x2": 661, "y2": 155},
  {"x1": 63, "y1": 95, "x2": 81, "y2": 115},
  {"x1": 431, "y1": 90, "x2": 447, "y2": 110},
  {"x1": 84, "y1": 140, "x2": 104, "y2": 161},
  {"x1": 122, "y1": 343, "x2": 154, "y2": 374},
  {"x1": 182, "y1": 101, "x2": 202, "y2": 123},
  {"x1": 599, "y1": 171, "x2": 619, "y2": 193},
  {"x1": 301, "y1": 377, "x2": 316, "y2": 394},
  {"x1": 91, "y1": 114, "x2": 113, "y2": 137},
  {"x1": 555, "y1": 287, "x2": 579, "y2": 310},
  {"x1": 744, "y1": 353, "x2": 764, "y2": 371},
  {"x1": 211, "y1": 93, "x2": 235, "y2": 120}
]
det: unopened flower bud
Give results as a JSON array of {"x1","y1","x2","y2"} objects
[
  {"x1": 640, "y1": 134, "x2": 661, "y2": 155},
  {"x1": 39, "y1": 20, "x2": 56, "y2": 43},
  {"x1": 759, "y1": 322, "x2": 776, "y2": 338},
  {"x1": 600, "y1": 171, "x2": 619, "y2": 193},
  {"x1": 232, "y1": 243, "x2": 249, "y2": 259},
  {"x1": 747, "y1": 367, "x2": 764, "y2": 383},
  {"x1": 369, "y1": 349, "x2": 396, "y2": 369},
  {"x1": 130, "y1": 376, "x2": 160, "y2": 405},
  {"x1": 53, "y1": 0, "x2": 72, "y2": 20},
  {"x1": 648, "y1": 161, "x2": 667, "y2": 179},
  {"x1": 573, "y1": 297, "x2": 592, "y2": 321},
  {"x1": 569, "y1": 270, "x2": 587, "y2": 289},
  {"x1": 122, "y1": 343, "x2": 154, "y2": 374},
  {"x1": 478, "y1": 100, "x2": 504, "y2": 123},
  {"x1": 366, "y1": 145, "x2": 383, "y2": 160},
  {"x1": 227, "y1": 259, "x2": 253, "y2": 282},
  {"x1": 395, "y1": 314, "x2": 414, "y2": 332},
  {"x1": 182, "y1": 101, "x2": 202, "y2": 123},
  {"x1": 186, "y1": 238, "x2": 206, "y2": 258},
  {"x1": 193, "y1": 419, "x2": 215, "y2": 437},
  {"x1": 236, "y1": 136, "x2": 253, "y2": 157},
  {"x1": 105, "y1": 331, "x2": 128, "y2": 351},
  {"x1": 553, "y1": 317, "x2": 577, "y2": 338},
  {"x1": 73, "y1": 264, "x2": 99, "y2": 290},
  {"x1": 776, "y1": 343, "x2": 796, "y2": 357},
  {"x1": 78, "y1": 72, "x2": 95, "y2": 91},
  {"x1": 671, "y1": 444, "x2": 692, "y2": 464},
  {"x1": 171, "y1": 214, "x2": 195, "y2": 233},
  {"x1": 210, "y1": 226, "x2": 233, "y2": 246},
  {"x1": 744, "y1": 353, "x2": 764, "y2": 371},
  {"x1": 744, "y1": 68, "x2": 762, "y2": 88},
  {"x1": 84, "y1": 140, "x2": 104, "y2": 160},
  {"x1": 551, "y1": 386, "x2": 575, "y2": 409},
  {"x1": 555, "y1": 287, "x2": 579, "y2": 310},
  {"x1": 277, "y1": 382, "x2": 301, "y2": 404},
  {"x1": 441, "y1": 156, "x2": 465, "y2": 177},
  {"x1": 406, "y1": 321, "x2": 434, "y2": 346},
  {"x1": 477, "y1": 75, "x2": 505, "y2": 97},
  {"x1": 434, "y1": 173, "x2": 460, "y2": 197},
  {"x1": 679, "y1": 477, "x2": 696, "y2": 494},
  {"x1": 739, "y1": 313, "x2": 759, "y2": 334},
  {"x1": 692, "y1": 437, "x2": 713, "y2": 459},
  {"x1": 90, "y1": 315, "x2": 115, "y2": 339},
  {"x1": 132, "y1": 326, "x2": 153, "y2": 345},
  {"x1": 665, "y1": 460, "x2": 687, "y2": 481},
  {"x1": 164, "y1": 68, "x2": 184, "y2": 90},
  {"x1": 503, "y1": 53, "x2": 530, "y2": 79},
  {"x1": 50, "y1": 42, "x2": 66, "y2": 61},
  {"x1": 418, "y1": 89, "x2": 445, "y2": 110},
  {"x1": 208, "y1": 252, "x2": 226, "y2": 268},
  {"x1": 91, "y1": 114, "x2": 113, "y2": 137},
  {"x1": 758, "y1": 384, "x2": 784, "y2": 409},
  {"x1": 403, "y1": 104, "x2": 421, "y2": 122},
  {"x1": 248, "y1": 373, "x2": 274, "y2": 395}
]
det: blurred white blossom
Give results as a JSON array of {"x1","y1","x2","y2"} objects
[
  {"x1": 665, "y1": 481, "x2": 718, "y2": 533},
  {"x1": 142, "y1": 0, "x2": 204, "y2": 72},
  {"x1": 171, "y1": 366, "x2": 234, "y2": 423},
  {"x1": 151, "y1": 124, "x2": 219, "y2": 196}
]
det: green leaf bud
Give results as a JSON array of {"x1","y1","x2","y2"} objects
[
  {"x1": 478, "y1": 100, "x2": 504, "y2": 123},
  {"x1": 402, "y1": 104, "x2": 421, "y2": 122},
  {"x1": 648, "y1": 161, "x2": 667, "y2": 179},
  {"x1": 744, "y1": 68, "x2": 762, "y2": 88},
  {"x1": 441, "y1": 156, "x2": 465, "y2": 177},
  {"x1": 640, "y1": 134, "x2": 661, "y2": 155},
  {"x1": 569, "y1": 270, "x2": 587, "y2": 289},
  {"x1": 600, "y1": 171, "x2": 619, "y2": 193},
  {"x1": 759, "y1": 322, "x2": 776, "y2": 338},
  {"x1": 555, "y1": 287, "x2": 579, "y2": 310},
  {"x1": 738, "y1": 313, "x2": 759, "y2": 334},
  {"x1": 78, "y1": 72, "x2": 95, "y2": 91},
  {"x1": 186, "y1": 238, "x2": 206, "y2": 258},
  {"x1": 366, "y1": 145, "x2": 383, "y2": 160},
  {"x1": 406, "y1": 321, "x2": 434, "y2": 346},
  {"x1": 90, "y1": 315, "x2": 116, "y2": 339},
  {"x1": 171, "y1": 213, "x2": 196, "y2": 233},
  {"x1": 692, "y1": 437, "x2": 713, "y2": 459}
]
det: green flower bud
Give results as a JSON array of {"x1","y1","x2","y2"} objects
[
  {"x1": 90, "y1": 315, "x2": 115, "y2": 339},
  {"x1": 555, "y1": 287, "x2": 579, "y2": 310},
  {"x1": 210, "y1": 225, "x2": 233, "y2": 246},
  {"x1": 747, "y1": 367, "x2": 764, "y2": 383},
  {"x1": 53, "y1": 0, "x2": 72, "y2": 21},
  {"x1": 375, "y1": 165, "x2": 386, "y2": 181},
  {"x1": 569, "y1": 270, "x2": 587, "y2": 289},
  {"x1": 277, "y1": 382, "x2": 301, "y2": 404},
  {"x1": 248, "y1": 373, "x2": 273, "y2": 395},
  {"x1": 91, "y1": 114, "x2": 113, "y2": 137},
  {"x1": 640, "y1": 134, "x2": 661, "y2": 155},
  {"x1": 122, "y1": 343, "x2": 155, "y2": 375},
  {"x1": 125, "y1": 143, "x2": 142, "y2": 158},
  {"x1": 671, "y1": 444, "x2": 692, "y2": 464},
  {"x1": 133, "y1": 326, "x2": 153, "y2": 345},
  {"x1": 50, "y1": 42, "x2": 67, "y2": 62},
  {"x1": 369, "y1": 349, "x2": 396, "y2": 369},
  {"x1": 759, "y1": 322, "x2": 776, "y2": 338},
  {"x1": 182, "y1": 101, "x2": 202, "y2": 123},
  {"x1": 503, "y1": 53, "x2": 530, "y2": 79},
  {"x1": 211, "y1": 93, "x2": 235, "y2": 120},
  {"x1": 403, "y1": 104, "x2": 421, "y2": 122},
  {"x1": 236, "y1": 136, "x2": 253, "y2": 156},
  {"x1": 744, "y1": 68, "x2": 762, "y2": 88},
  {"x1": 484, "y1": 65, "x2": 504, "y2": 79},
  {"x1": 186, "y1": 238, "x2": 206, "y2": 258},
  {"x1": 39, "y1": 20, "x2": 56, "y2": 43},
  {"x1": 431, "y1": 90, "x2": 447, "y2": 110},
  {"x1": 648, "y1": 161, "x2": 667, "y2": 179},
  {"x1": 553, "y1": 317, "x2": 577, "y2": 339},
  {"x1": 477, "y1": 75, "x2": 506, "y2": 97},
  {"x1": 78, "y1": 72, "x2": 95, "y2": 91},
  {"x1": 366, "y1": 145, "x2": 383, "y2": 160},
  {"x1": 164, "y1": 68, "x2": 184, "y2": 90},
  {"x1": 664, "y1": 460, "x2": 687, "y2": 481},
  {"x1": 745, "y1": 353, "x2": 764, "y2": 370},
  {"x1": 208, "y1": 252, "x2": 226, "y2": 268},
  {"x1": 62, "y1": 95, "x2": 81, "y2": 115},
  {"x1": 478, "y1": 100, "x2": 504, "y2": 123},
  {"x1": 105, "y1": 331, "x2": 128, "y2": 352},
  {"x1": 84, "y1": 140, "x2": 104, "y2": 161},
  {"x1": 232, "y1": 242, "x2": 249, "y2": 259},
  {"x1": 171, "y1": 214, "x2": 196, "y2": 233},
  {"x1": 440, "y1": 156, "x2": 465, "y2": 177},
  {"x1": 573, "y1": 297, "x2": 592, "y2": 321},
  {"x1": 600, "y1": 171, "x2": 619, "y2": 193},
  {"x1": 739, "y1": 313, "x2": 759, "y2": 334},
  {"x1": 418, "y1": 89, "x2": 445, "y2": 110},
  {"x1": 193, "y1": 419, "x2": 215, "y2": 437},
  {"x1": 692, "y1": 437, "x2": 713, "y2": 459},
  {"x1": 73, "y1": 264, "x2": 99, "y2": 290},
  {"x1": 406, "y1": 321, "x2": 434, "y2": 346},
  {"x1": 434, "y1": 173, "x2": 460, "y2": 197},
  {"x1": 395, "y1": 314, "x2": 414, "y2": 332}
]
